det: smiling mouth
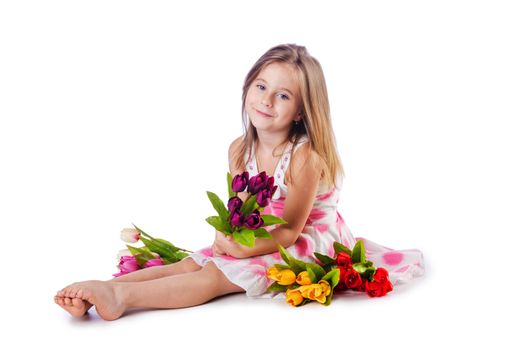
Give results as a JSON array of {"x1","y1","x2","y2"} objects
[{"x1": 255, "y1": 108, "x2": 273, "y2": 118}]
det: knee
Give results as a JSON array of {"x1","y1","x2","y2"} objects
[
  {"x1": 201, "y1": 262, "x2": 244, "y2": 295},
  {"x1": 168, "y1": 257, "x2": 202, "y2": 274}
]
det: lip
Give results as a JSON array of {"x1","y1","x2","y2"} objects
[{"x1": 255, "y1": 108, "x2": 273, "y2": 118}]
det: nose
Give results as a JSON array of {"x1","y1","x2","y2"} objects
[{"x1": 261, "y1": 92, "x2": 272, "y2": 107}]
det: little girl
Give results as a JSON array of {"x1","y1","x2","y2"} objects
[{"x1": 55, "y1": 44, "x2": 424, "y2": 320}]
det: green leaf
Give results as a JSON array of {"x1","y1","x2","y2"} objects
[
  {"x1": 253, "y1": 228, "x2": 272, "y2": 239},
  {"x1": 306, "y1": 263, "x2": 326, "y2": 281},
  {"x1": 306, "y1": 267, "x2": 317, "y2": 284},
  {"x1": 324, "y1": 288, "x2": 335, "y2": 306},
  {"x1": 288, "y1": 258, "x2": 307, "y2": 275},
  {"x1": 267, "y1": 282, "x2": 289, "y2": 292},
  {"x1": 126, "y1": 245, "x2": 156, "y2": 266},
  {"x1": 334, "y1": 241, "x2": 354, "y2": 258},
  {"x1": 353, "y1": 263, "x2": 376, "y2": 281},
  {"x1": 278, "y1": 245, "x2": 292, "y2": 265},
  {"x1": 314, "y1": 252, "x2": 335, "y2": 266},
  {"x1": 240, "y1": 195, "x2": 257, "y2": 215},
  {"x1": 261, "y1": 214, "x2": 288, "y2": 226},
  {"x1": 227, "y1": 172, "x2": 235, "y2": 198},
  {"x1": 351, "y1": 240, "x2": 366, "y2": 264},
  {"x1": 205, "y1": 216, "x2": 231, "y2": 234},
  {"x1": 206, "y1": 191, "x2": 229, "y2": 221},
  {"x1": 233, "y1": 228, "x2": 255, "y2": 247},
  {"x1": 274, "y1": 263, "x2": 290, "y2": 270},
  {"x1": 139, "y1": 237, "x2": 177, "y2": 262},
  {"x1": 322, "y1": 268, "x2": 340, "y2": 288}
]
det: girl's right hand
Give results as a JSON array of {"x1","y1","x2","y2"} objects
[{"x1": 212, "y1": 230, "x2": 228, "y2": 256}]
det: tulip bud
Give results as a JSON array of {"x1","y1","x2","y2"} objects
[
  {"x1": 286, "y1": 288, "x2": 304, "y2": 306},
  {"x1": 232, "y1": 171, "x2": 249, "y2": 192},
  {"x1": 248, "y1": 171, "x2": 268, "y2": 194},
  {"x1": 112, "y1": 255, "x2": 140, "y2": 277},
  {"x1": 227, "y1": 196, "x2": 243, "y2": 213},
  {"x1": 120, "y1": 228, "x2": 140, "y2": 243},
  {"x1": 277, "y1": 269, "x2": 297, "y2": 286},
  {"x1": 256, "y1": 189, "x2": 271, "y2": 207},
  {"x1": 144, "y1": 258, "x2": 164, "y2": 268},
  {"x1": 296, "y1": 271, "x2": 312, "y2": 286},
  {"x1": 229, "y1": 209, "x2": 245, "y2": 227},
  {"x1": 244, "y1": 209, "x2": 264, "y2": 230}
]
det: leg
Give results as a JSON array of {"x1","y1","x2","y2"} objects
[
  {"x1": 55, "y1": 257, "x2": 202, "y2": 317},
  {"x1": 110, "y1": 257, "x2": 202, "y2": 282},
  {"x1": 56, "y1": 262, "x2": 244, "y2": 320}
]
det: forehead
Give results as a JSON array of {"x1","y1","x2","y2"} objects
[{"x1": 256, "y1": 62, "x2": 300, "y2": 96}]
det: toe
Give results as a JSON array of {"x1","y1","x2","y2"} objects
[
  {"x1": 72, "y1": 298, "x2": 84, "y2": 309},
  {"x1": 64, "y1": 297, "x2": 73, "y2": 306}
]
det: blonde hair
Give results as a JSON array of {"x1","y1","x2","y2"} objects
[{"x1": 234, "y1": 43, "x2": 344, "y2": 189}]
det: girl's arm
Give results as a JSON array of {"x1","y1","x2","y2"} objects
[{"x1": 218, "y1": 143, "x2": 323, "y2": 259}]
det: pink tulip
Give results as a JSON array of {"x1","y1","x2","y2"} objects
[
  {"x1": 113, "y1": 255, "x2": 140, "y2": 277},
  {"x1": 144, "y1": 258, "x2": 164, "y2": 268}
]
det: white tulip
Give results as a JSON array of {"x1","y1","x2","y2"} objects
[{"x1": 120, "y1": 227, "x2": 140, "y2": 243}]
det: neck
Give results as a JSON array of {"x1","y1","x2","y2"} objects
[{"x1": 255, "y1": 129, "x2": 289, "y2": 155}]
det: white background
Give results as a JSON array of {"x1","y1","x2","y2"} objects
[{"x1": 1, "y1": 0, "x2": 527, "y2": 348}]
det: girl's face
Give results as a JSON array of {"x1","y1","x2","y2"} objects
[{"x1": 245, "y1": 62, "x2": 302, "y2": 134}]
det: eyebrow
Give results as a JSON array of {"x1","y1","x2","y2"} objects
[{"x1": 255, "y1": 78, "x2": 295, "y2": 96}]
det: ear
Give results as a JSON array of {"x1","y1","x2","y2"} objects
[{"x1": 295, "y1": 111, "x2": 303, "y2": 121}]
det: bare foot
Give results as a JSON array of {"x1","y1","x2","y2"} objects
[
  {"x1": 54, "y1": 293, "x2": 93, "y2": 318},
  {"x1": 55, "y1": 280, "x2": 126, "y2": 321}
]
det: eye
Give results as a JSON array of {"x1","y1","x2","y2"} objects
[
  {"x1": 279, "y1": 93, "x2": 290, "y2": 101},
  {"x1": 256, "y1": 84, "x2": 265, "y2": 90}
]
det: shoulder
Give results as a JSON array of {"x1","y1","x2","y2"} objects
[
  {"x1": 287, "y1": 142, "x2": 324, "y2": 185},
  {"x1": 228, "y1": 135, "x2": 245, "y2": 159},
  {"x1": 228, "y1": 135, "x2": 246, "y2": 175}
]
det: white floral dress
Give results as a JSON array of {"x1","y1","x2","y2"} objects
[{"x1": 187, "y1": 136, "x2": 425, "y2": 297}]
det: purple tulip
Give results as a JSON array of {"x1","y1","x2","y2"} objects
[
  {"x1": 229, "y1": 209, "x2": 245, "y2": 227},
  {"x1": 248, "y1": 171, "x2": 269, "y2": 194},
  {"x1": 256, "y1": 189, "x2": 271, "y2": 207},
  {"x1": 266, "y1": 176, "x2": 275, "y2": 191},
  {"x1": 144, "y1": 258, "x2": 164, "y2": 268},
  {"x1": 245, "y1": 209, "x2": 264, "y2": 230},
  {"x1": 232, "y1": 171, "x2": 249, "y2": 193},
  {"x1": 270, "y1": 185, "x2": 278, "y2": 197},
  {"x1": 227, "y1": 196, "x2": 243, "y2": 213},
  {"x1": 112, "y1": 255, "x2": 140, "y2": 277}
]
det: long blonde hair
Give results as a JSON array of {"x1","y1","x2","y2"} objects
[{"x1": 234, "y1": 43, "x2": 344, "y2": 189}]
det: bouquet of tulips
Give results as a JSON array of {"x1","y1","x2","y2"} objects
[
  {"x1": 267, "y1": 240, "x2": 393, "y2": 307},
  {"x1": 113, "y1": 224, "x2": 192, "y2": 277},
  {"x1": 205, "y1": 171, "x2": 287, "y2": 247}
]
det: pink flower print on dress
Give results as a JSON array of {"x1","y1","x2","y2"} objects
[
  {"x1": 271, "y1": 200, "x2": 285, "y2": 217},
  {"x1": 306, "y1": 208, "x2": 326, "y2": 224},
  {"x1": 200, "y1": 247, "x2": 214, "y2": 257},
  {"x1": 313, "y1": 224, "x2": 329, "y2": 234},
  {"x1": 249, "y1": 257, "x2": 268, "y2": 267},
  {"x1": 294, "y1": 235, "x2": 314, "y2": 257},
  {"x1": 336, "y1": 211, "x2": 345, "y2": 236},
  {"x1": 382, "y1": 251, "x2": 404, "y2": 266},
  {"x1": 316, "y1": 189, "x2": 335, "y2": 201}
]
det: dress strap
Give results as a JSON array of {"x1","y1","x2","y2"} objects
[{"x1": 274, "y1": 135, "x2": 309, "y2": 184}]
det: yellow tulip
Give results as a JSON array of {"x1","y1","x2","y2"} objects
[
  {"x1": 285, "y1": 288, "x2": 304, "y2": 306},
  {"x1": 298, "y1": 284, "x2": 323, "y2": 300},
  {"x1": 296, "y1": 271, "x2": 312, "y2": 286},
  {"x1": 319, "y1": 280, "x2": 332, "y2": 297},
  {"x1": 266, "y1": 266, "x2": 281, "y2": 281},
  {"x1": 277, "y1": 269, "x2": 297, "y2": 286}
]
